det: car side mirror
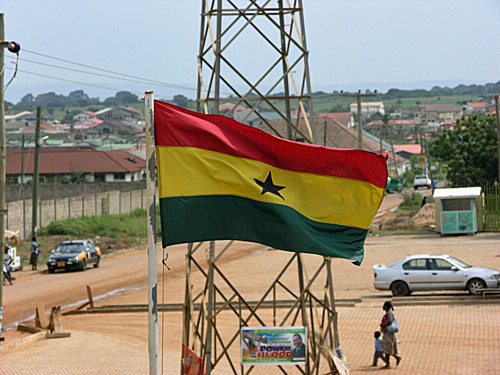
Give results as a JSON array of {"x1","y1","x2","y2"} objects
[
  {"x1": 451, "y1": 266, "x2": 458, "y2": 271},
  {"x1": 50, "y1": 249, "x2": 55, "y2": 253}
]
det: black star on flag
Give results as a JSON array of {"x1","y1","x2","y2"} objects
[{"x1": 254, "y1": 171, "x2": 286, "y2": 200}]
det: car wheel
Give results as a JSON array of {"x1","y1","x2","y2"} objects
[
  {"x1": 467, "y1": 278, "x2": 486, "y2": 295},
  {"x1": 391, "y1": 281, "x2": 410, "y2": 296},
  {"x1": 81, "y1": 259, "x2": 87, "y2": 272},
  {"x1": 48, "y1": 266, "x2": 54, "y2": 274},
  {"x1": 94, "y1": 256, "x2": 100, "y2": 268}
]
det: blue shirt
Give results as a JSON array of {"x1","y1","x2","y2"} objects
[{"x1": 375, "y1": 337, "x2": 383, "y2": 352}]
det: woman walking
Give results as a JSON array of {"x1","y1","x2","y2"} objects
[
  {"x1": 30, "y1": 237, "x2": 39, "y2": 270},
  {"x1": 380, "y1": 301, "x2": 401, "y2": 369}
]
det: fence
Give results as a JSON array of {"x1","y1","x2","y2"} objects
[
  {"x1": 483, "y1": 184, "x2": 500, "y2": 230},
  {"x1": 6, "y1": 188, "x2": 147, "y2": 241}
]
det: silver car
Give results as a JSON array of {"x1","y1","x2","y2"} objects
[{"x1": 373, "y1": 254, "x2": 500, "y2": 296}]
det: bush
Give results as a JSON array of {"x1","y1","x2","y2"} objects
[
  {"x1": 399, "y1": 192, "x2": 423, "y2": 211},
  {"x1": 38, "y1": 208, "x2": 160, "y2": 238}
]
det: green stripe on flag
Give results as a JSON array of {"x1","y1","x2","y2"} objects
[{"x1": 160, "y1": 195, "x2": 368, "y2": 264}]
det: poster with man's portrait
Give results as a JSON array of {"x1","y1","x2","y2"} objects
[{"x1": 241, "y1": 326, "x2": 307, "y2": 366}]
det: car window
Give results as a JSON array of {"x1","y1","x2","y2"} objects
[
  {"x1": 447, "y1": 256, "x2": 471, "y2": 268},
  {"x1": 404, "y1": 259, "x2": 428, "y2": 270},
  {"x1": 57, "y1": 243, "x2": 84, "y2": 253},
  {"x1": 430, "y1": 259, "x2": 453, "y2": 270}
]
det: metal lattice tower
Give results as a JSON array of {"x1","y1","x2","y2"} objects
[
  {"x1": 196, "y1": 0, "x2": 315, "y2": 143},
  {"x1": 182, "y1": 2, "x2": 348, "y2": 374}
]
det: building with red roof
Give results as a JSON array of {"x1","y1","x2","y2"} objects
[
  {"x1": 6, "y1": 148, "x2": 145, "y2": 184},
  {"x1": 393, "y1": 144, "x2": 422, "y2": 159},
  {"x1": 464, "y1": 102, "x2": 487, "y2": 114}
]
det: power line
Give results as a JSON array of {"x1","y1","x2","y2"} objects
[
  {"x1": 22, "y1": 48, "x2": 198, "y2": 92},
  {"x1": 4, "y1": 66, "x2": 173, "y2": 99},
  {"x1": 5, "y1": 55, "x2": 188, "y2": 90},
  {"x1": 3, "y1": 53, "x2": 19, "y2": 91}
]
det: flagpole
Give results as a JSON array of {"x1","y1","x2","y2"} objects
[{"x1": 145, "y1": 91, "x2": 159, "y2": 375}]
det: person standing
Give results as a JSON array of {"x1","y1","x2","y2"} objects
[
  {"x1": 3, "y1": 245, "x2": 13, "y2": 285},
  {"x1": 380, "y1": 301, "x2": 401, "y2": 369},
  {"x1": 30, "y1": 237, "x2": 40, "y2": 270}
]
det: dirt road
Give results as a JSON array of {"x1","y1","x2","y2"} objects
[
  {"x1": 2, "y1": 240, "x2": 270, "y2": 331},
  {"x1": 2, "y1": 232, "x2": 500, "y2": 374},
  {"x1": 2, "y1": 245, "x2": 172, "y2": 330}
]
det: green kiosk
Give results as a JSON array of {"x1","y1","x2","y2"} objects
[{"x1": 433, "y1": 187, "x2": 483, "y2": 234}]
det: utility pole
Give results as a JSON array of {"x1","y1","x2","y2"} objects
[
  {"x1": 19, "y1": 134, "x2": 24, "y2": 199},
  {"x1": 21, "y1": 135, "x2": 25, "y2": 239},
  {"x1": 495, "y1": 94, "x2": 500, "y2": 184},
  {"x1": 0, "y1": 12, "x2": 20, "y2": 342},
  {"x1": 323, "y1": 120, "x2": 327, "y2": 146},
  {"x1": 144, "y1": 92, "x2": 158, "y2": 375},
  {"x1": 31, "y1": 107, "x2": 41, "y2": 240},
  {"x1": 424, "y1": 136, "x2": 435, "y2": 193},
  {"x1": 0, "y1": 14, "x2": 5, "y2": 341},
  {"x1": 341, "y1": 90, "x2": 377, "y2": 150},
  {"x1": 390, "y1": 140, "x2": 399, "y2": 178}
]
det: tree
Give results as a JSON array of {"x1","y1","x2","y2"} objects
[
  {"x1": 17, "y1": 93, "x2": 35, "y2": 108},
  {"x1": 103, "y1": 91, "x2": 138, "y2": 106},
  {"x1": 115, "y1": 91, "x2": 138, "y2": 104},
  {"x1": 431, "y1": 114, "x2": 498, "y2": 186},
  {"x1": 34, "y1": 92, "x2": 66, "y2": 107},
  {"x1": 173, "y1": 94, "x2": 189, "y2": 108},
  {"x1": 19, "y1": 93, "x2": 34, "y2": 104}
]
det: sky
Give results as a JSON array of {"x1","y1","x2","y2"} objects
[{"x1": 2, "y1": 0, "x2": 500, "y2": 103}]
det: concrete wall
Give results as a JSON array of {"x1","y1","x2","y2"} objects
[
  {"x1": 6, "y1": 188, "x2": 147, "y2": 241},
  {"x1": 6, "y1": 181, "x2": 146, "y2": 202}
]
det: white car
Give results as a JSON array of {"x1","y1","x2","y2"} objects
[
  {"x1": 413, "y1": 175, "x2": 431, "y2": 189},
  {"x1": 373, "y1": 254, "x2": 500, "y2": 296}
]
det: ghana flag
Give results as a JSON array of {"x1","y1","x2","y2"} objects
[{"x1": 154, "y1": 100, "x2": 387, "y2": 264}]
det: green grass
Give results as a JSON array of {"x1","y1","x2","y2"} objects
[
  {"x1": 369, "y1": 228, "x2": 436, "y2": 236},
  {"x1": 38, "y1": 208, "x2": 159, "y2": 238},
  {"x1": 397, "y1": 192, "x2": 424, "y2": 212}
]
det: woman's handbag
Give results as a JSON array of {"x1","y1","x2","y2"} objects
[{"x1": 386, "y1": 319, "x2": 399, "y2": 333}]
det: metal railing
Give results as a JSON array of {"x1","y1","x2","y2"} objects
[{"x1": 483, "y1": 184, "x2": 500, "y2": 230}]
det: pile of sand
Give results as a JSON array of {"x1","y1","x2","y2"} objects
[{"x1": 383, "y1": 203, "x2": 435, "y2": 230}]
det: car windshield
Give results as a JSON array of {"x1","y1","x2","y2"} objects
[
  {"x1": 447, "y1": 256, "x2": 471, "y2": 268},
  {"x1": 56, "y1": 243, "x2": 84, "y2": 253}
]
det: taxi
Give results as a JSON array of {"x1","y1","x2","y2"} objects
[{"x1": 47, "y1": 240, "x2": 101, "y2": 273}]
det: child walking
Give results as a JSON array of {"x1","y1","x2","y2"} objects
[{"x1": 372, "y1": 331, "x2": 385, "y2": 367}]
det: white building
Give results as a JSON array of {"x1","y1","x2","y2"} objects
[
  {"x1": 73, "y1": 111, "x2": 97, "y2": 121},
  {"x1": 349, "y1": 102, "x2": 385, "y2": 116}
]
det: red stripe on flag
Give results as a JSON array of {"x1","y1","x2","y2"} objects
[{"x1": 154, "y1": 100, "x2": 388, "y2": 188}]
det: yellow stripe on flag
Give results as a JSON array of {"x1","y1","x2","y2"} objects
[{"x1": 156, "y1": 146, "x2": 384, "y2": 229}]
